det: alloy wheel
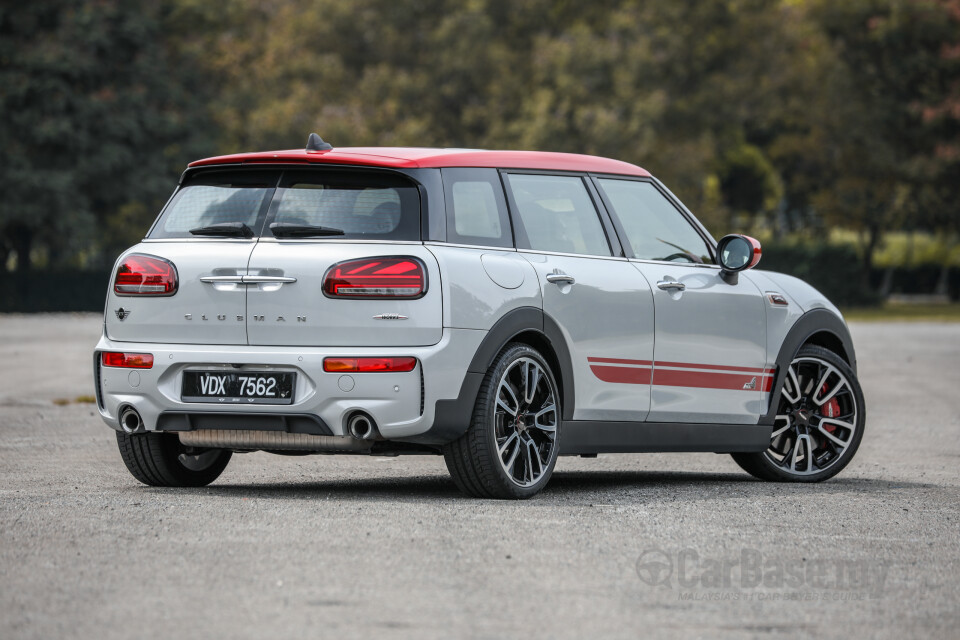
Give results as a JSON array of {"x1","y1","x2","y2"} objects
[
  {"x1": 493, "y1": 357, "x2": 559, "y2": 487},
  {"x1": 764, "y1": 356, "x2": 859, "y2": 476}
]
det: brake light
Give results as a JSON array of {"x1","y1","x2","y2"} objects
[
  {"x1": 101, "y1": 352, "x2": 154, "y2": 369},
  {"x1": 323, "y1": 257, "x2": 426, "y2": 298},
  {"x1": 114, "y1": 254, "x2": 178, "y2": 296},
  {"x1": 323, "y1": 357, "x2": 417, "y2": 373}
]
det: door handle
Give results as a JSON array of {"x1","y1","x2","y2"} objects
[
  {"x1": 241, "y1": 276, "x2": 297, "y2": 284},
  {"x1": 657, "y1": 280, "x2": 685, "y2": 291},
  {"x1": 201, "y1": 275, "x2": 297, "y2": 284},
  {"x1": 546, "y1": 271, "x2": 575, "y2": 285}
]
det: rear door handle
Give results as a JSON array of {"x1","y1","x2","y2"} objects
[
  {"x1": 657, "y1": 280, "x2": 685, "y2": 291},
  {"x1": 546, "y1": 271, "x2": 575, "y2": 285},
  {"x1": 241, "y1": 276, "x2": 297, "y2": 284},
  {"x1": 201, "y1": 275, "x2": 297, "y2": 284}
]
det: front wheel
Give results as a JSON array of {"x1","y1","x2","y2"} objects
[
  {"x1": 444, "y1": 343, "x2": 561, "y2": 499},
  {"x1": 732, "y1": 345, "x2": 866, "y2": 482},
  {"x1": 116, "y1": 431, "x2": 232, "y2": 487}
]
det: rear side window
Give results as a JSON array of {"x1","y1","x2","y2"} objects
[
  {"x1": 272, "y1": 170, "x2": 420, "y2": 240},
  {"x1": 596, "y1": 179, "x2": 714, "y2": 264},
  {"x1": 506, "y1": 174, "x2": 611, "y2": 256},
  {"x1": 441, "y1": 168, "x2": 512, "y2": 248},
  {"x1": 148, "y1": 170, "x2": 276, "y2": 239}
]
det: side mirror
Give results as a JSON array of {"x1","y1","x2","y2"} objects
[{"x1": 716, "y1": 234, "x2": 761, "y2": 284}]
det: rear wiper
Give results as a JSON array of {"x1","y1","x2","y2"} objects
[
  {"x1": 270, "y1": 222, "x2": 345, "y2": 238},
  {"x1": 189, "y1": 222, "x2": 254, "y2": 238}
]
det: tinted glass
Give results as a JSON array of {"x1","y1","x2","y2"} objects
[
  {"x1": 271, "y1": 171, "x2": 420, "y2": 240},
  {"x1": 508, "y1": 174, "x2": 610, "y2": 256},
  {"x1": 442, "y1": 168, "x2": 512, "y2": 247},
  {"x1": 597, "y1": 179, "x2": 713, "y2": 264},
  {"x1": 149, "y1": 170, "x2": 276, "y2": 239}
]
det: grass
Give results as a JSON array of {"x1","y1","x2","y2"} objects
[
  {"x1": 841, "y1": 303, "x2": 960, "y2": 322},
  {"x1": 52, "y1": 395, "x2": 97, "y2": 406}
]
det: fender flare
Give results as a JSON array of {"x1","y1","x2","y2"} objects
[
  {"x1": 760, "y1": 308, "x2": 857, "y2": 426},
  {"x1": 417, "y1": 306, "x2": 576, "y2": 445}
]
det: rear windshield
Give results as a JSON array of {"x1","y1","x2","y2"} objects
[{"x1": 148, "y1": 168, "x2": 420, "y2": 240}]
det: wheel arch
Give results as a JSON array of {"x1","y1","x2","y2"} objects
[
  {"x1": 801, "y1": 330, "x2": 850, "y2": 365},
  {"x1": 415, "y1": 306, "x2": 575, "y2": 444},
  {"x1": 761, "y1": 308, "x2": 857, "y2": 426}
]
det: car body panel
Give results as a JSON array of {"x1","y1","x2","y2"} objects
[
  {"x1": 520, "y1": 252, "x2": 655, "y2": 422},
  {"x1": 425, "y1": 244, "x2": 541, "y2": 330},
  {"x1": 246, "y1": 240, "x2": 443, "y2": 346},
  {"x1": 632, "y1": 262, "x2": 769, "y2": 423},
  {"x1": 741, "y1": 269, "x2": 806, "y2": 369},
  {"x1": 188, "y1": 147, "x2": 651, "y2": 177},
  {"x1": 95, "y1": 327, "x2": 484, "y2": 439},
  {"x1": 105, "y1": 240, "x2": 256, "y2": 345}
]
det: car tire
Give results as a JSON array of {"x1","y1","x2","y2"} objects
[
  {"x1": 732, "y1": 345, "x2": 865, "y2": 482},
  {"x1": 443, "y1": 343, "x2": 562, "y2": 499},
  {"x1": 116, "y1": 431, "x2": 232, "y2": 487}
]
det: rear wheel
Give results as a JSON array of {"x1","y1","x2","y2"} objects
[
  {"x1": 116, "y1": 431, "x2": 232, "y2": 487},
  {"x1": 732, "y1": 345, "x2": 865, "y2": 482},
  {"x1": 444, "y1": 343, "x2": 561, "y2": 499}
]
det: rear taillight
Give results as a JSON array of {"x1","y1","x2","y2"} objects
[
  {"x1": 323, "y1": 257, "x2": 426, "y2": 298},
  {"x1": 101, "y1": 352, "x2": 154, "y2": 369},
  {"x1": 114, "y1": 254, "x2": 178, "y2": 296},
  {"x1": 323, "y1": 357, "x2": 417, "y2": 373}
]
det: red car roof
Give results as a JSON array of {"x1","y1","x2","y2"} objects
[{"x1": 187, "y1": 147, "x2": 651, "y2": 177}]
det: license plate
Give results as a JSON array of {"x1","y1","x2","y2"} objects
[{"x1": 181, "y1": 371, "x2": 295, "y2": 405}]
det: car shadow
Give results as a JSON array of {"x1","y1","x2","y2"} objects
[{"x1": 167, "y1": 469, "x2": 935, "y2": 504}]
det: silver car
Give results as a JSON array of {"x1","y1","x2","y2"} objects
[{"x1": 94, "y1": 134, "x2": 866, "y2": 498}]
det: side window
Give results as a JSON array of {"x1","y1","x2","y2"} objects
[
  {"x1": 597, "y1": 179, "x2": 714, "y2": 264},
  {"x1": 506, "y1": 174, "x2": 611, "y2": 256},
  {"x1": 441, "y1": 168, "x2": 513, "y2": 248}
]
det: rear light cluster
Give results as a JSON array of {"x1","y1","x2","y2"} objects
[
  {"x1": 101, "y1": 352, "x2": 154, "y2": 369},
  {"x1": 323, "y1": 357, "x2": 417, "y2": 373},
  {"x1": 114, "y1": 254, "x2": 178, "y2": 296},
  {"x1": 323, "y1": 257, "x2": 426, "y2": 298}
]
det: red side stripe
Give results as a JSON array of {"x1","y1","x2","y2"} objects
[
  {"x1": 590, "y1": 365, "x2": 652, "y2": 384},
  {"x1": 587, "y1": 356, "x2": 777, "y2": 391},
  {"x1": 651, "y1": 369, "x2": 763, "y2": 391},
  {"x1": 587, "y1": 357, "x2": 654, "y2": 366},
  {"x1": 654, "y1": 360, "x2": 774, "y2": 375}
]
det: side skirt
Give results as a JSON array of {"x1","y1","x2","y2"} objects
[{"x1": 559, "y1": 421, "x2": 771, "y2": 455}]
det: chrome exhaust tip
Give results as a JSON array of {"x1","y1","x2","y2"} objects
[
  {"x1": 119, "y1": 407, "x2": 143, "y2": 434},
  {"x1": 347, "y1": 413, "x2": 377, "y2": 440}
]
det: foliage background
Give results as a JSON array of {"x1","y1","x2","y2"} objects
[{"x1": 1, "y1": 0, "x2": 958, "y2": 308}]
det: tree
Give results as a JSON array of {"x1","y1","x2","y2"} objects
[
  {"x1": 0, "y1": 0, "x2": 214, "y2": 269},
  {"x1": 807, "y1": 0, "x2": 960, "y2": 284}
]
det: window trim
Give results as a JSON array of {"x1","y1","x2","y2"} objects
[
  {"x1": 499, "y1": 169, "x2": 622, "y2": 258},
  {"x1": 589, "y1": 174, "x2": 718, "y2": 265}
]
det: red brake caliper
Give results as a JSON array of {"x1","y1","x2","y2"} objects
[{"x1": 821, "y1": 383, "x2": 840, "y2": 431}]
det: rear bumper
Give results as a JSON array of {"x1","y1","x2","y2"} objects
[{"x1": 94, "y1": 328, "x2": 484, "y2": 441}]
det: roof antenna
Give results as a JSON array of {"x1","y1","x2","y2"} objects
[{"x1": 306, "y1": 132, "x2": 333, "y2": 152}]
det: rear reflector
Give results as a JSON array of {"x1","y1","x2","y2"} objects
[
  {"x1": 323, "y1": 257, "x2": 426, "y2": 298},
  {"x1": 114, "y1": 254, "x2": 178, "y2": 296},
  {"x1": 101, "y1": 352, "x2": 154, "y2": 369},
  {"x1": 323, "y1": 357, "x2": 417, "y2": 373}
]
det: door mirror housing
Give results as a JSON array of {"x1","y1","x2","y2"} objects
[{"x1": 716, "y1": 234, "x2": 761, "y2": 284}]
